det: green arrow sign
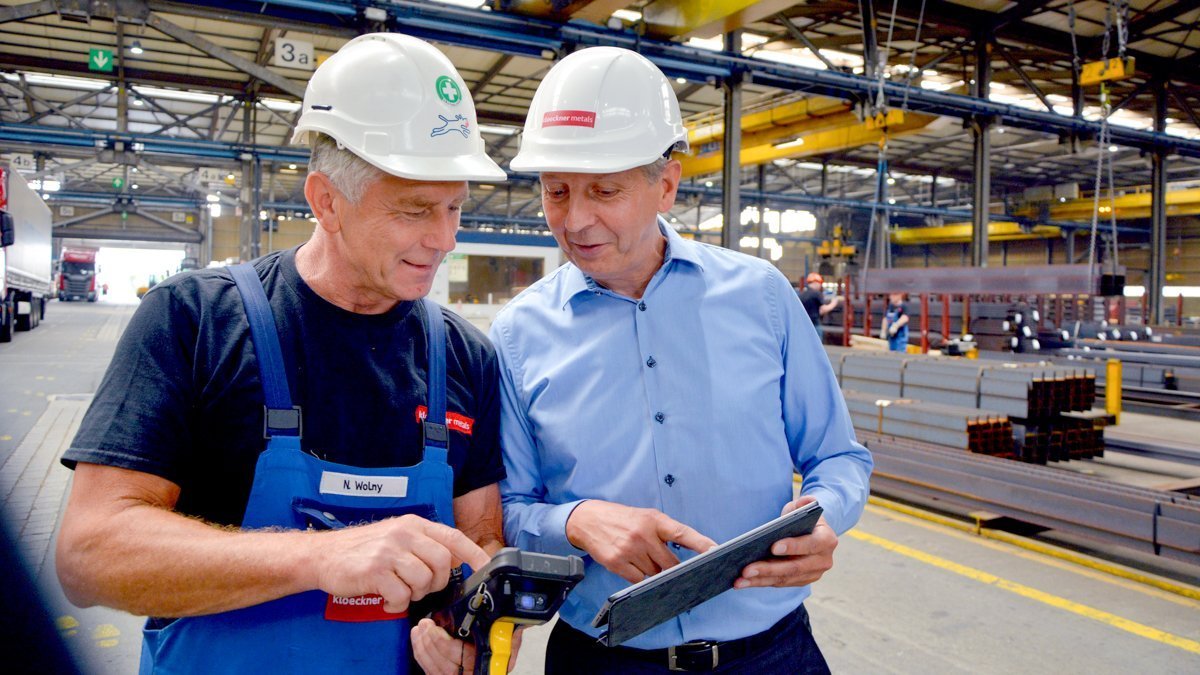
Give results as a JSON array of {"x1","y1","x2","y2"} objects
[
  {"x1": 89, "y1": 48, "x2": 113, "y2": 72},
  {"x1": 112, "y1": 176, "x2": 124, "y2": 189}
]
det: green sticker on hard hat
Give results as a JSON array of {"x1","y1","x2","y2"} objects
[{"x1": 435, "y1": 75, "x2": 462, "y2": 105}]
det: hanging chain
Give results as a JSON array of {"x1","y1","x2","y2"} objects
[
  {"x1": 1068, "y1": 0, "x2": 1080, "y2": 76},
  {"x1": 900, "y1": 0, "x2": 928, "y2": 112}
]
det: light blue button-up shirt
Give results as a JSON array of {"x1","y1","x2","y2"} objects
[{"x1": 489, "y1": 220, "x2": 872, "y2": 649}]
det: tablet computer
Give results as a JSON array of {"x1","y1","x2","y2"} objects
[{"x1": 590, "y1": 501, "x2": 823, "y2": 647}]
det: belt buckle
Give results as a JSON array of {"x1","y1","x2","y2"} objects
[{"x1": 668, "y1": 641, "x2": 719, "y2": 672}]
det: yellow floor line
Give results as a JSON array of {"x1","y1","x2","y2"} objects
[
  {"x1": 865, "y1": 495, "x2": 1200, "y2": 603},
  {"x1": 863, "y1": 503, "x2": 1200, "y2": 610},
  {"x1": 849, "y1": 529, "x2": 1200, "y2": 656}
]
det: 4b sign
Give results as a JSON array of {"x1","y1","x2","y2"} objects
[{"x1": 273, "y1": 38, "x2": 314, "y2": 71}]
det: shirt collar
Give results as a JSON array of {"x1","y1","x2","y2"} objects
[{"x1": 561, "y1": 216, "x2": 704, "y2": 309}]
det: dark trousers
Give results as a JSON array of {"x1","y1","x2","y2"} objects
[{"x1": 545, "y1": 604, "x2": 831, "y2": 675}]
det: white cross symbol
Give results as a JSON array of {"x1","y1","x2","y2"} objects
[{"x1": 440, "y1": 80, "x2": 459, "y2": 103}]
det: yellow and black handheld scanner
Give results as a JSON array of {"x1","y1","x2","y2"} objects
[{"x1": 428, "y1": 547, "x2": 585, "y2": 675}]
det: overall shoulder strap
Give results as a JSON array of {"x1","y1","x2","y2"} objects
[
  {"x1": 421, "y1": 298, "x2": 448, "y2": 464},
  {"x1": 229, "y1": 263, "x2": 301, "y2": 439}
]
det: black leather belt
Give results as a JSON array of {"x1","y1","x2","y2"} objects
[{"x1": 601, "y1": 605, "x2": 799, "y2": 672}]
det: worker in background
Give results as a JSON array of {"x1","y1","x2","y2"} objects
[
  {"x1": 488, "y1": 47, "x2": 873, "y2": 674},
  {"x1": 798, "y1": 272, "x2": 841, "y2": 340},
  {"x1": 882, "y1": 292, "x2": 910, "y2": 352},
  {"x1": 56, "y1": 34, "x2": 509, "y2": 674}
]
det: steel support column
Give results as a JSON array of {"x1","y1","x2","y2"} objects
[
  {"x1": 719, "y1": 30, "x2": 742, "y2": 251},
  {"x1": 1149, "y1": 77, "x2": 1169, "y2": 324},
  {"x1": 971, "y1": 30, "x2": 993, "y2": 268}
]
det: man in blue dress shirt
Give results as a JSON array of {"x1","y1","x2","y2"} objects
[{"x1": 492, "y1": 47, "x2": 873, "y2": 674}]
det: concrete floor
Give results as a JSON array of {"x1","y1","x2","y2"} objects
[{"x1": 3, "y1": 302, "x2": 1198, "y2": 674}]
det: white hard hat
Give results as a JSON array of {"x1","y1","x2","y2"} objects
[
  {"x1": 292, "y1": 33, "x2": 506, "y2": 182},
  {"x1": 509, "y1": 46, "x2": 689, "y2": 174}
]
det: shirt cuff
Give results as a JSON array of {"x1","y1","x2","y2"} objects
[
  {"x1": 538, "y1": 499, "x2": 590, "y2": 557},
  {"x1": 800, "y1": 488, "x2": 848, "y2": 535}
]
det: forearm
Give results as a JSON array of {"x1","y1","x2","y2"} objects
[
  {"x1": 454, "y1": 484, "x2": 506, "y2": 556},
  {"x1": 58, "y1": 500, "x2": 319, "y2": 617}
]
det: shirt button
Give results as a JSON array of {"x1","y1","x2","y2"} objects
[
  {"x1": 654, "y1": 412, "x2": 665, "y2": 423},
  {"x1": 664, "y1": 474, "x2": 676, "y2": 486},
  {"x1": 638, "y1": 301, "x2": 647, "y2": 311},
  {"x1": 646, "y1": 356, "x2": 657, "y2": 368}
]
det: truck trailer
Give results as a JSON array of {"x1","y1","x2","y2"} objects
[{"x1": 0, "y1": 162, "x2": 53, "y2": 343}]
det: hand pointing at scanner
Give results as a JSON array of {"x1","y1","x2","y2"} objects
[
  {"x1": 311, "y1": 514, "x2": 491, "y2": 614},
  {"x1": 565, "y1": 501, "x2": 717, "y2": 583}
]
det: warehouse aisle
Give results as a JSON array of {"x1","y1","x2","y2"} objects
[{"x1": 4, "y1": 303, "x2": 1197, "y2": 674}]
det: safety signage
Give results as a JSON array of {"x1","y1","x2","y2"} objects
[
  {"x1": 89, "y1": 48, "x2": 114, "y2": 72},
  {"x1": 112, "y1": 176, "x2": 124, "y2": 189}
]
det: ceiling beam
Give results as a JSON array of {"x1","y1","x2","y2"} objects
[
  {"x1": 1126, "y1": 0, "x2": 1200, "y2": 44},
  {"x1": 0, "y1": 0, "x2": 57, "y2": 24},
  {"x1": 0, "y1": 53, "x2": 291, "y2": 97},
  {"x1": 145, "y1": 12, "x2": 306, "y2": 99}
]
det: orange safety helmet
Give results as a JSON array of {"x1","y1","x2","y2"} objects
[{"x1": 805, "y1": 272, "x2": 824, "y2": 285}]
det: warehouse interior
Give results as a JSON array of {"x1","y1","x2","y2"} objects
[{"x1": 1, "y1": 1, "x2": 1199, "y2": 673}]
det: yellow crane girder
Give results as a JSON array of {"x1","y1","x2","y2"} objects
[
  {"x1": 890, "y1": 222, "x2": 1062, "y2": 245},
  {"x1": 1018, "y1": 187, "x2": 1200, "y2": 221},
  {"x1": 687, "y1": 97, "x2": 852, "y2": 147},
  {"x1": 680, "y1": 111, "x2": 934, "y2": 179},
  {"x1": 642, "y1": 0, "x2": 797, "y2": 39}
]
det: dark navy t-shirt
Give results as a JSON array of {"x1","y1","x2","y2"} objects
[{"x1": 62, "y1": 247, "x2": 505, "y2": 527}]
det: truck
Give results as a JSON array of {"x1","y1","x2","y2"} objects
[
  {"x1": 58, "y1": 246, "x2": 100, "y2": 302},
  {"x1": 0, "y1": 162, "x2": 53, "y2": 343}
]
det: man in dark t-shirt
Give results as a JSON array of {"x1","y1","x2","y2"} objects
[
  {"x1": 55, "y1": 34, "x2": 510, "y2": 674},
  {"x1": 797, "y1": 272, "x2": 840, "y2": 339},
  {"x1": 62, "y1": 247, "x2": 504, "y2": 526}
]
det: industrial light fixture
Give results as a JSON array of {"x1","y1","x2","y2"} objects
[
  {"x1": 888, "y1": 198, "x2": 896, "y2": 204},
  {"x1": 133, "y1": 98, "x2": 143, "y2": 106},
  {"x1": 676, "y1": 77, "x2": 686, "y2": 84},
  {"x1": 288, "y1": 163, "x2": 297, "y2": 170},
  {"x1": 537, "y1": 211, "x2": 544, "y2": 217},
  {"x1": 131, "y1": 184, "x2": 139, "y2": 190},
  {"x1": 1108, "y1": 144, "x2": 1119, "y2": 153},
  {"x1": 886, "y1": 176, "x2": 896, "y2": 185},
  {"x1": 129, "y1": 40, "x2": 144, "y2": 55},
  {"x1": 704, "y1": 180, "x2": 713, "y2": 187}
]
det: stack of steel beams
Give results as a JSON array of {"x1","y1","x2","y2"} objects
[
  {"x1": 861, "y1": 431, "x2": 1200, "y2": 568},
  {"x1": 833, "y1": 351, "x2": 906, "y2": 397},
  {"x1": 842, "y1": 390, "x2": 1015, "y2": 458},
  {"x1": 826, "y1": 347, "x2": 1101, "y2": 463}
]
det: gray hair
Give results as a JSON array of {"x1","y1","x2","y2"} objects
[
  {"x1": 307, "y1": 133, "x2": 385, "y2": 204},
  {"x1": 639, "y1": 156, "x2": 671, "y2": 183}
]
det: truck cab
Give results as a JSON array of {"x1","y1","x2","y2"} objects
[{"x1": 57, "y1": 247, "x2": 99, "y2": 302}]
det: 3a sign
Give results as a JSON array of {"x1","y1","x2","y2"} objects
[{"x1": 273, "y1": 38, "x2": 314, "y2": 71}]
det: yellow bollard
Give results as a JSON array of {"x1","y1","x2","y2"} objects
[{"x1": 1105, "y1": 358, "x2": 1122, "y2": 425}]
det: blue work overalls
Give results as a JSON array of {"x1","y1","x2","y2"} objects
[
  {"x1": 885, "y1": 305, "x2": 909, "y2": 352},
  {"x1": 138, "y1": 263, "x2": 455, "y2": 674}
]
